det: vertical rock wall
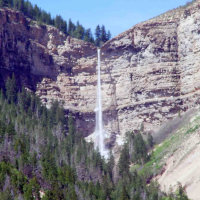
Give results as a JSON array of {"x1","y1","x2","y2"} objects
[{"x1": 1, "y1": 1, "x2": 200, "y2": 150}]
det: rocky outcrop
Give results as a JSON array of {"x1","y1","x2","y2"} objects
[
  {"x1": 1, "y1": 1, "x2": 200, "y2": 153},
  {"x1": 0, "y1": 7, "x2": 96, "y2": 89}
]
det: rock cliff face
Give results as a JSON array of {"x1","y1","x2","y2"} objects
[
  {"x1": 1, "y1": 1, "x2": 200, "y2": 151},
  {"x1": 0, "y1": 7, "x2": 96, "y2": 89}
]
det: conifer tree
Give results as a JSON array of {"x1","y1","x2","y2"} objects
[
  {"x1": 68, "y1": 19, "x2": 76, "y2": 36},
  {"x1": 0, "y1": 0, "x2": 8, "y2": 7},
  {"x1": 95, "y1": 25, "x2": 101, "y2": 46},
  {"x1": 73, "y1": 21, "x2": 85, "y2": 39},
  {"x1": 106, "y1": 30, "x2": 111, "y2": 41},
  {"x1": 0, "y1": 0, "x2": 3, "y2": 7},
  {"x1": 8, "y1": 0, "x2": 13, "y2": 7},
  {"x1": 33, "y1": 5, "x2": 40, "y2": 20},
  {"x1": 18, "y1": 0, "x2": 24, "y2": 11},
  {"x1": 147, "y1": 133, "x2": 154, "y2": 148},
  {"x1": 100, "y1": 25, "x2": 107, "y2": 43},
  {"x1": 119, "y1": 185, "x2": 129, "y2": 200},
  {"x1": 132, "y1": 133, "x2": 148, "y2": 164},
  {"x1": 118, "y1": 144, "x2": 130, "y2": 176},
  {"x1": 13, "y1": 0, "x2": 18, "y2": 9},
  {"x1": 6, "y1": 74, "x2": 17, "y2": 103},
  {"x1": 84, "y1": 28, "x2": 94, "y2": 43},
  {"x1": 54, "y1": 15, "x2": 63, "y2": 30},
  {"x1": 54, "y1": 15, "x2": 67, "y2": 34}
]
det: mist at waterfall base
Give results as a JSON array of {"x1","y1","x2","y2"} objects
[{"x1": 94, "y1": 49, "x2": 109, "y2": 159}]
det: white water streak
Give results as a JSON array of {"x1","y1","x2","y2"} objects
[{"x1": 94, "y1": 49, "x2": 109, "y2": 159}]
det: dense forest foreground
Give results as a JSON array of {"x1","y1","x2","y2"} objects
[{"x1": 0, "y1": 75, "x2": 189, "y2": 199}]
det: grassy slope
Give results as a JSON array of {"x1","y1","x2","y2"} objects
[{"x1": 131, "y1": 110, "x2": 200, "y2": 180}]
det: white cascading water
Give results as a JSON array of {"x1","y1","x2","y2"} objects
[{"x1": 94, "y1": 49, "x2": 109, "y2": 159}]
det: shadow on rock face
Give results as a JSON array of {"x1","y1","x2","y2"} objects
[
  {"x1": 0, "y1": 69, "x2": 44, "y2": 91},
  {"x1": 105, "y1": 133, "x2": 116, "y2": 149}
]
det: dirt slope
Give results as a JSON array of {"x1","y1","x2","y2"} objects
[{"x1": 155, "y1": 111, "x2": 200, "y2": 200}]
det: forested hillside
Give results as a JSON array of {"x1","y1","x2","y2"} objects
[
  {"x1": 0, "y1": 0, "x2": 111, "y2": 46},
  {"x1": 0, "y1": 75, "x2": 189, "y2": 199}
]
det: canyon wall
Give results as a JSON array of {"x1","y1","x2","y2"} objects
[{"x1": 1, "y1": 1, "x2": 200, "y2": 151}]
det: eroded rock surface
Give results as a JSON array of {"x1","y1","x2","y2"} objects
[{"x1": 1, "y1": 2, "x2": 200, "y2": 153}]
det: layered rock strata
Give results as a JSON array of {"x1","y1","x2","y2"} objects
[{"x1": 1, "y1": 1, "x2": 200, "y2": 150}]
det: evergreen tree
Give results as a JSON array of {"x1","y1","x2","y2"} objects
[
  {"x1": 68, "y1": 114, "x2": 76, "y2": 148},
  {"x1": 95, "y1": 25, "x2": 101, "y2": 46},
  {"x1": 13, "y1": 0, "x2": 18, "y2": 9},
  {"x1": 68, "y1": 19, "x2": 76, "y2": 36},
  {"x1": 73, "y1": 21, "x2": 85, "y2": 39},
  {"x1": 33, "y1": 5, "x2": 41, "y2": 20},
  {"x1": 119, "y1": 185, "x2": 130, "y2": 200},
  {"x1": 0, "y1": 0, "x2": 8, "y2": 7},
  {"x1": 0, "y1": 0, "x2": 3, "y2": 7},
  {"x1": 176, "y1": 183, "x2": 189, "y2": 200},
  {"x1": 18, "y1": 0, "x2": 24, "y2": 11},
  {"x1": 100, "y1": 25, "x2": 107, "y2": 43},
  {"x1": 132, "y1": 133, "x2": 148, "y2": 164},
  {"x1": 106, "y1": 30, "x2": 111, "y2": 41},
  {"x1": 118, "y1": 144, "x2": 130, "y2": 176},
  {"x1": 6, "y1": 74, "x2": 17, "y2": 103},
  {"x1": 6, "y1": 122, "x2": 16, "y2": 137},
  {"x1": 0, "y1": 189, "x2": 13, "y2": 200},
  {"x1": 23, "y1": 1, "x2": 33, "y2": 18},
  {"x1": 147, "y1": 133, "x2": 154, "y2": 148},
  {"x1": 8, "y1": 0, "x2": 14, "y2": 7},
  {"x1": 84, "y1": 28, "x2": 94, "y2": 43},
  {"x1": 54, "y1": 15, "x2": 67, "y2": 34}
]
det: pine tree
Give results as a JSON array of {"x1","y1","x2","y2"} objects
[
  {"x1": 132, "y1": 133, "x2": 148, "y2": 164},
  {"x1": 106, "y1": 30, "x2": 111, "y2": 41},
  {"x1": 73, "y1": 21, "x2": 85, "y2": 39},
  {"x1": 118, "y1": 144, "x2": 130, "y2": 176},
  {"x1": 176, "y1": 183, "x2": 189, "y2": 200},
  {"x1": 147, "y1": 133, "x2": 154, "y2": 148},
  {"x1": 54, "y1": 15, "x2": 67, "y2": 34},
  {"x1": 84, "y1": 28, "x2": 94, "y2": 43},
  {"x1": 7, "y1": 0, "x2": 13, "y2": 7},
  {"x1": 54, "y1": 15, "x2": 62, "y2": 30},
  {"x1": 0, "y1": 0, "x2": 8, "y2": 7},
  {"x1": 18, "y1": 0, "x2": 24, "y2": 11},
  {"x1": 107, "y1": 152, "x2": 115, "y2": 179},
  {"x1": 23, "y1": 1, "x2": 34, "y2": 18},
  {"x1": 68, "y1": 114, "x2": 76, "y2": 150},
  {"x1": 0, "y1": 0, "x2": 3, "y2": 7},
  {"x1": 100, "y1": 25, "x2": 107, "y2": 43},
  {"x1": 33, "y1": 5, "x2": 41, "y2": 20},
  {"x1": 6, "y1": 74, "x2": 17, "y2": 103},
  {"x1": 119, "y1": 185, "x2": 129, "y2": 200},
  {"x1": 95, "y1": 25, "x2": 101, "y2": 47},
  {"x1": 13, "y1": 0, "x2": 18, "y2": 9},
  {"x1": 68, "y1": 186, "x2": 78, "y2": 200},
  {"x1": 68, "y1": 19, "x2": 76, "y2": 36}
]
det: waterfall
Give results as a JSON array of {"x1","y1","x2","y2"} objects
[{"x1": 94, "y1": 49, "x2": 109, "y2": 159}]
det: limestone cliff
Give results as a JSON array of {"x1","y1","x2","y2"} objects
[
  {"x1": 0, "y1": 7, "x2": 96, "y2": 89},
  {"x1": 1, "y1": 1, "x2": 200, "y2": 151}
]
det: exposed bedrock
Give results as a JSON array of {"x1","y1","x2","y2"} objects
[{"x1": 1, "y1": 1, "x2": 200, "y2": 151}]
